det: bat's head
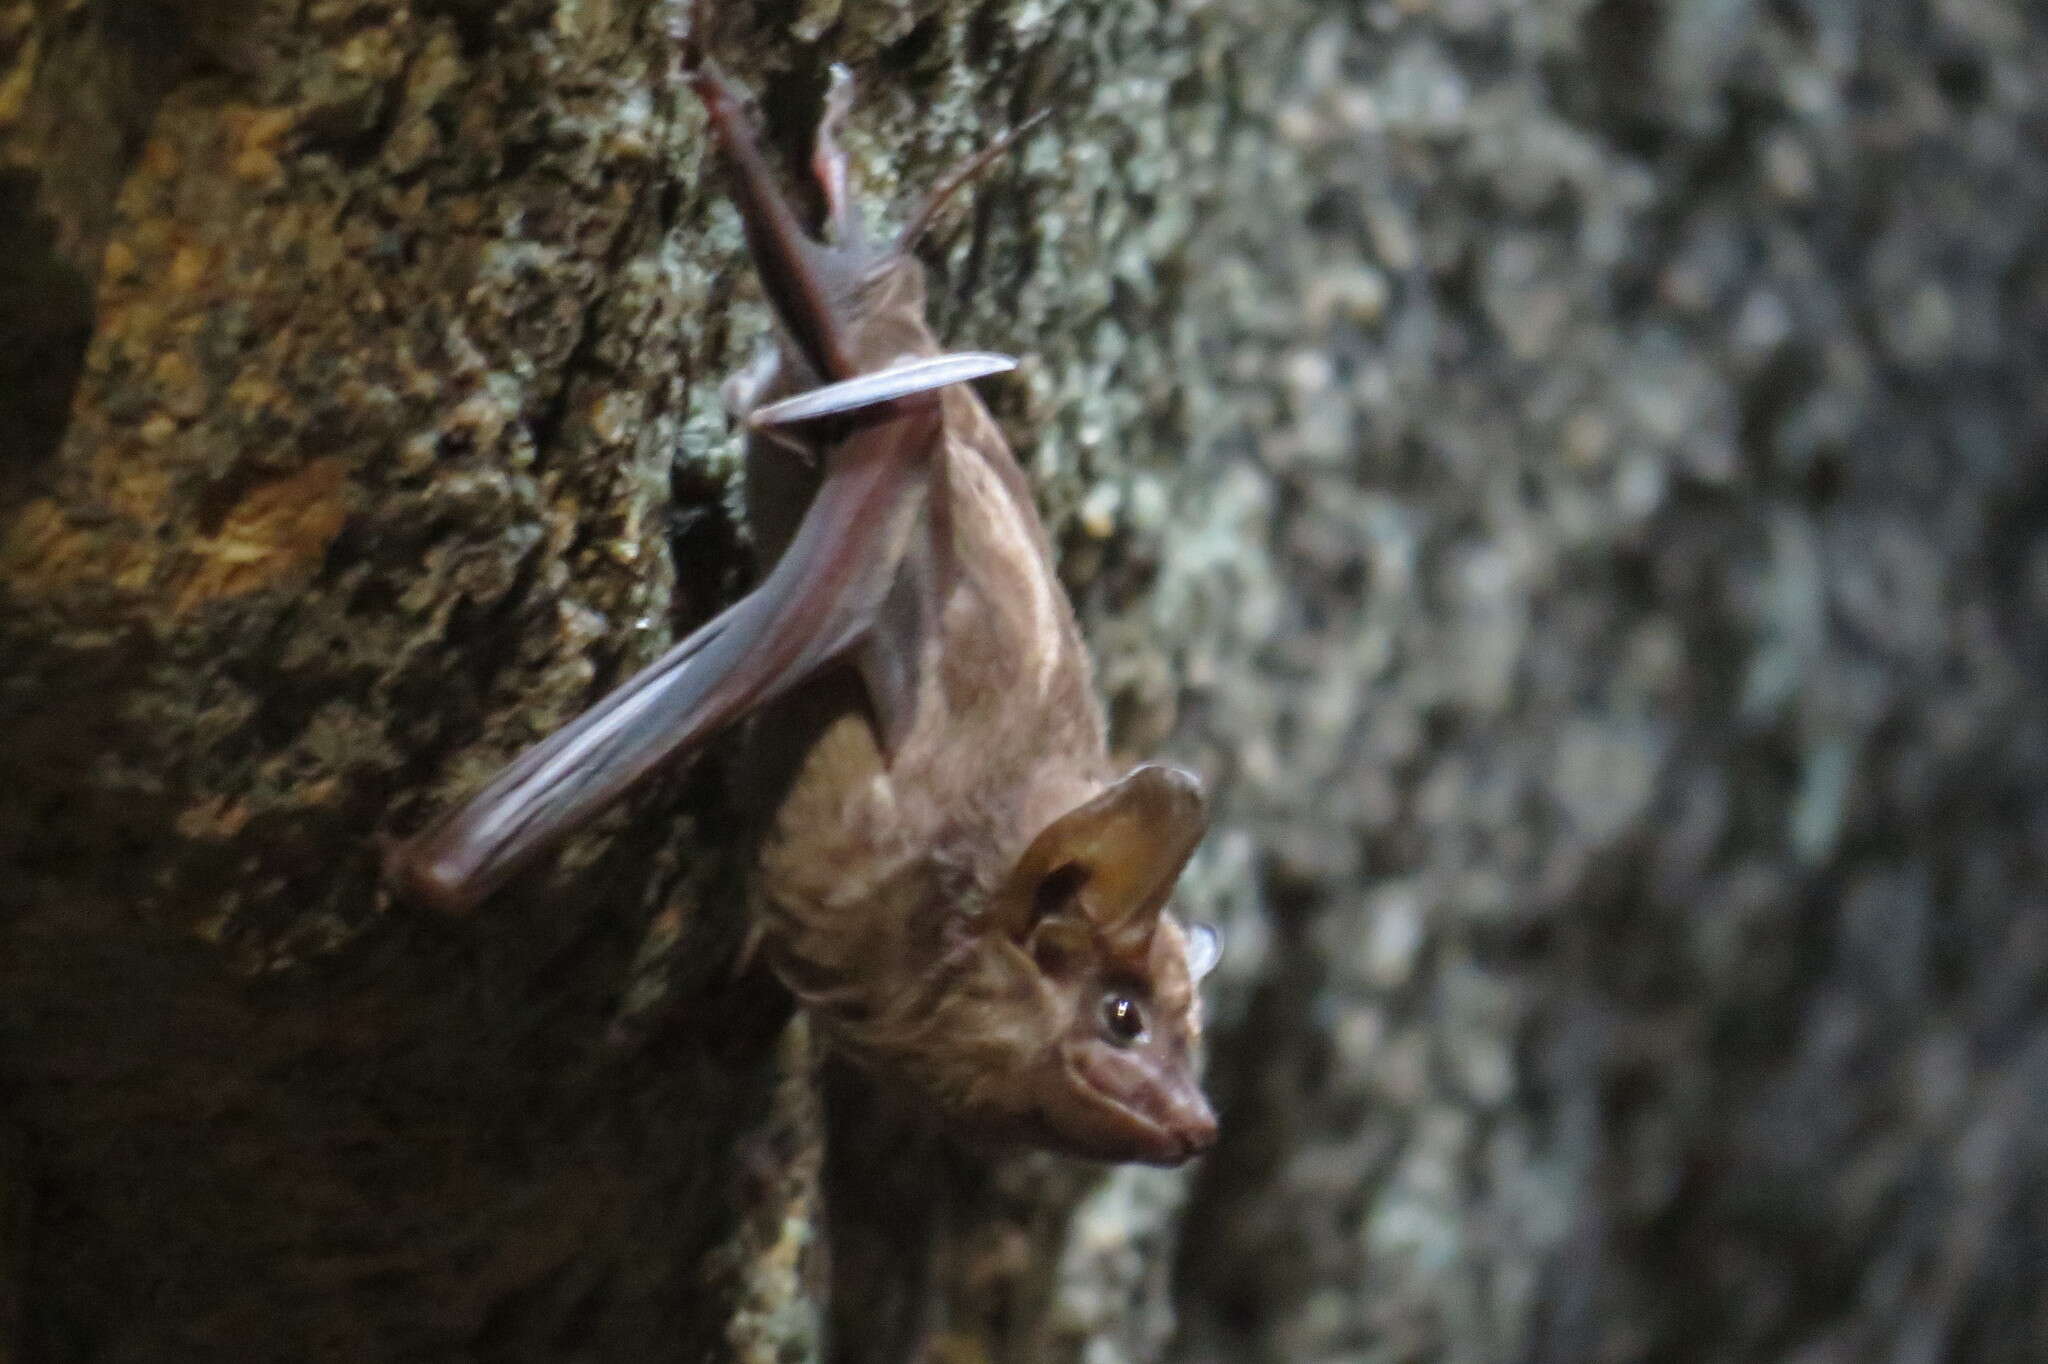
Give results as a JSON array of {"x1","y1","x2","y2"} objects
[{"x1": 965, "y1": 764, "x2": 1220, "y2": 1165}]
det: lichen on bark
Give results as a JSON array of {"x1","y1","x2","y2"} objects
[
  {"x1": 6, "y1": 0, "x2": 2048, "y2": 1360},
  {"x1": 0, "y1": 0, "x2": 1219, "y2": 1359}
]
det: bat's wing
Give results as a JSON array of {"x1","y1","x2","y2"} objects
[
  {"x1": 748, "y1": 353, "x2": 1016, "y2": 430},
  {"x1": 387, "y1": 407, "x2": 940, "y2": 912}
]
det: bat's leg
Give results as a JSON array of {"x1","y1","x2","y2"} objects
[
  {"x1": 686, "y1": 61, "x2": 857, "y2": 383},
  {"x1": 812, "y1": 64, "x2": 860, "y2": 245},
  {"x1": 893, "y1": 109, "x2": 1050, "y2": 253}
]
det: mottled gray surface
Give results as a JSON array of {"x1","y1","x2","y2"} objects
[
  {"x1": 1165, "y1": 0, "x2": 2048, "y2": 1360},
  {"x1": 1, "y1": 0, "x2": 2044, "y2": 1359}
]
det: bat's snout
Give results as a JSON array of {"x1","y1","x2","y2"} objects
[{"x1": 1161, "y1": 1089, "x2": 1219, "y2": 1163}]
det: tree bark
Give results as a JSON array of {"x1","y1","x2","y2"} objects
[
  {"x1": 0, "y1": 0, "x2": 1209, "y2": 1359},
  {"x1": 1165, "y1": 1, "x2": 2048, "y2": 1362},
  {"x1": 5, "y1": 0, "x2": 2047, "y2": 1361}
]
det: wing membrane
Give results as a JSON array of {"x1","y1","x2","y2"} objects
[{"x1": 388, "y1": 410, "x2": 937, "y2": 911}]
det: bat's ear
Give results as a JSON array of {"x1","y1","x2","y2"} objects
[{"x1": 989, "y1": 765, "x2": 1207, "y2": 956}]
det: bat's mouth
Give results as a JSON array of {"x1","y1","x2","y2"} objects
[{"x1": 1063, "y1": 1046, "x2": 1218, "y2": 1166}]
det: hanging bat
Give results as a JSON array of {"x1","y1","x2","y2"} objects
[{"x1": 385, "y1": 40, "x2": 1219, "y2": 1166}]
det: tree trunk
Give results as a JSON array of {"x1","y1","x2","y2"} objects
[
  {"x1": 0, "y1": 0, "x2": 1208, "y2": 1358},
  {"x1": 4, "y1": 0, "x2": 2045, "y2": 1361}
]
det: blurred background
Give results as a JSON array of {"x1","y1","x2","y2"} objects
[
  {"x1": 1167, "y1": 1, "x2": 2048, "y2": 1359},
  {"x1": 1, "y1": 0, "x2": 2042, "y2": 1360}
]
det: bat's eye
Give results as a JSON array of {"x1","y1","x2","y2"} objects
[{"x1": 1100, "y1": 992, "x2": 1148, "y2": 1046}]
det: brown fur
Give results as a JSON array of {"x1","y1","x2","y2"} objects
[{"x1": 746, "y1": 241, "x2": 1215, "y2": 1163}]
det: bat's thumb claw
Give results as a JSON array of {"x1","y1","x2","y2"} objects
[{"x1": 378, "y1": 831, "x2": 486, "y2": 915}]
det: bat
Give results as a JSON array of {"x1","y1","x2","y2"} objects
[{"x1": 385, "y1": 35, "x2": 1219, "y2": 1166}]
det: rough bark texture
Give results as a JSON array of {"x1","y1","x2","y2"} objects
[{"x1": 2, "y1": 0, "x2": 2044, "y2": 1362}]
